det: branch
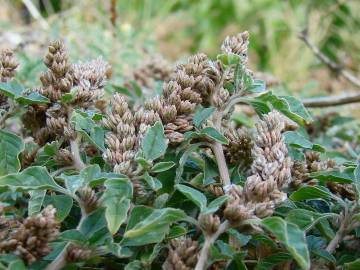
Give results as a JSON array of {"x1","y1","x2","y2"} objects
[
  {"x1": 22, "y1": 0, "x2": 49, "y2": 30},
  {"x1": 302, "y1": 92, "x2": 360, "y2": 107},
  {"x1": 299, "y1": 30, "x2": 360, "y2": 88},
  {"x1": 195, "y1": 221, "x2": 230, "y2": 270}
]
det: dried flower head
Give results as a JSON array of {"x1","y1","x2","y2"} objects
[
  {"x1": 0, "y1": 206, "x2": 59, "y2": 265},
  {"x1": 221, "y1": 31, "x2": 250, "y2": 63},
  {"x1": 163, "y1": 238, "x2": 199, "y2": 270}
]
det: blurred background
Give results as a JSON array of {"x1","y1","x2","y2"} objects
[{"x1": 0, "y1": 0, "x2": 359, "y2": 102}]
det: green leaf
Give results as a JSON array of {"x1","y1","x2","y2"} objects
[
  {"x1": 122, "y1": 208, "x2": 186, "y2": 246},
  {"x1": 194, "y1": 106, "x2": 216, "y2": 127},
  {"x1": 0, "y1": 130, "x2": 24, "y2": 176},
  {"x1": 125, "y1": 260, "x2": 142, "y2": 270},
  {"x1": 151, "y1": 161, "x2": 176, "y2": 173},
  {"x1": 201, "y1": 127, "x2": 228, "y2": 144},
  {"x1": 345, "y1": 259, "x2": 360, "y2": 270},
  {"x1": 354, "y1": 164, "x2": 360, "y2": 200},
  {"x1": 16, "y1": 92, "x2": 50, "y2": 105},
  {"x1": 262, "y1": 217, "x2": 310, "y2": 270},
  {"x1": 79, "y1": 208, "x2": 108, "y2": 239},
  {"x1": 142, "y1": 121, "x2": 168, "y2": 161},
  {"x1": 28, "y1": 190, "x2": 46, "y2": 216},
  {"x1": 0, "y1": 166, "x2": 65, "y2": 193},
  {"x1": 0, "y1": 80, "x2": 49, "y2": 105},
  {"x1": 44, "y1": 195, "x2": 73, "y2": 222},
  {"x1": 60, "y1": 229, "x2": 86, "y2": 244},
  {"x1": 203, "y1": 195, "x2": 229, "y2": 214},
  {"x1": 284, "y1": 131, "x2": 325, "y2": 152},
  {"x1": 217, "y1": 53, "x2": 241, "y2": 66},
  {"x1": 286, "y1": 209, "x2": 337, "y2": 231},
  {"x1": 245, "y1": 79, "x2": 266, "y2": 93},
  {"x1": 102, "y1": 178, "x2": 132, "y2": 234},
  {"x1": 0, "y1": 80, "x2": 24, "y2": 98},
  {"x1": 167, "y1": 225, "x2": 187, "y2": 239},
  {"x1": 255, "y1": 252, "x2": 292, "y2": 270},
  {"x1": 143, "y1": 172, "x2": 162, "y2": 191},
  {"x1": 290, "y1": 186, "x2": 332, "y2": 201},
  {"x1": 71, "y1": 110, "x2": 105, "y2": 151},
  {"x1": 175, "y1": 184, "x2": 207, "y2": 211},
  {"x1": 310, "y1": 169, "x2": 354, "y2": 184},
  {"x1": 256, "y1": 92, "x2": 312, "y2": 125}
]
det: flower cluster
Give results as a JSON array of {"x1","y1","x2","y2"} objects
[
  {"x1": 225, "y1": 111, "x2": 293, "y2": 224},
  {"x1": 0, "y1": 49, "x2": 18, "y2": 109},
  {"x1": 0, "y1": 206, "x2": 59, "y2": 265}
]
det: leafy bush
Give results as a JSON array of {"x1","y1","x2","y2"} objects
[{"x1": 0, "y1": 31, "x2": 359, "y2": 270}]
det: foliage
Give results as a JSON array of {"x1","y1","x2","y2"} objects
[{"x1": 0, "y1": 20, "x2": 359, "y2": 270}]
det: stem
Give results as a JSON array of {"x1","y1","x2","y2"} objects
[
  {"x1": 195, "y1": 221, "x2": 230, "y2": 270},
  {"x1": 326, "y1": 207, "x2": 352, "y2": 254},
  {"x1": 212, "y1": 142, "x2": 231, "y2": 187},
  {"x1": 22, "y1": 0, "x2": 49, "y2": 30},
  {"x1": 70, "y1": 135, "x2": 86, "y2": 170},
  {"x1": 302, "y1": 92, "x2": 360, "y2": 107},
  {"x1": 45, "y1": 198, "x2": 88, "y2": 270},
  {"x1": 299, "y1": 30, "x2": 360, "y2": 88}
]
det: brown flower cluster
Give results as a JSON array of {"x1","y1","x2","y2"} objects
[
  {"x1": 66, "y1": 244, "x2": 92, "y2": 262},
  {"x1": 0, "y1": 206, "x2": 59, "y2": 265},
  {"x1": 103, "y1": 93, "x2": 159, "y2": 176},
  {"x1": 224, "y1": 111, "x2": 293, "y2": 224},
  {"x1": 22, "y1": 40, "x2": 110, "y2": 146},
  {"x1": 224, "y1": 127, "x2": 253, "y2": 167},
  {"x1": 127, "y1": 55, "x2": 172, "y2": 89},
  {"x1": 292, "y1": 151, "x2": 355, "y2": 200},
  {"x1": 0, "y1": 49, "x2": 18, "y2": 108},
  {"x1": 163, "y1": 238, "x2": 199, "y2": 270}
]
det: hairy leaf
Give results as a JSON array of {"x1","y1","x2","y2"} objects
[{"x1": 0, "y1": 130, "x2": 24, "y2": 176}]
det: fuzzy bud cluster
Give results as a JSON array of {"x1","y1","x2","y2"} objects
[
  {"x1": 292, "y1": 151, "x2": 355, "y2": 200},
  {"x1": 224, "y1": 111, "x2": 293, "y2": 224},
  {"x1": 0, "y1": 206, "x2": 59, "y2": 265},
  {"x1": 77, "y1": 186, "x2": 99, "y2": 214},
  {"x1": 66, "y1": 244, "x2": 92, "y2": 262},
  {"x1": 198, "y1": 214, "x2": 220, "y2": 235},
  {"x1": 128, "y1": 55, "x2": 172, "y2": 89},
  {"x1": 0, "y1": 49, "x2": 18, "y2": 109},
  {"x1": 103, "y1": 93, "x2": 160, "y2": 176},
  {"x1": 221, "y1": 31, "x2": 250, "y2": 63},
  {"x1": 163, "y1": 238, "x2": 199, "y2": 270},
  {"x1": 23, "y1": 40, "x2": 110, "y2": 147},
  {"x1": 224, "y1": 127, "x2": 253, "y2": 167}
]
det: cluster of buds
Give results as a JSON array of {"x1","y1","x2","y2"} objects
[
  {"x1": 22, "y1": 40, "x2": 110, "y2": 146},
  {"x1": 66, "y1": 244, "x2": 92, "y2": 263},
  {"x1": 224, "y1": 111, "x2": 293, "y2": 224},
  {"x1": 0, "y1": 206, "x2": 59, "y2": 265},
  {"x1": 224, "y1": 127, "x2": 253, "y2": 167},
  {"x1": 103, "y1": 93, "x2": 160, "y2": 176},
  {"x1": 163, "y1": 238, "x2": 199, "y2": 270},
  {"x1": 292, "y1": 151, "x2": 355, "y2": 200},
  {"x1": 127, "y1": 55, "x2": 172, "y2": 89},
  {"x1": 0, "y1": 49, "x2": 19, "y2": 109},
  {"x1": 77, "y1": 186, "x2": 99, "y2": 214},
  {"x1": 198, "y1": 214, "x2": 220, "y2": 235}
]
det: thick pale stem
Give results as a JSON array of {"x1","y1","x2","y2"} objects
[
  {"x1": 70, "y1": 135, "x2": 86, "y2": 170},
  {"x1": 212, "y1": 142, "x2": 231, "y2": 187},
  {"x1": 195, "y1": 221, "x2": 230, "y2": 270}
]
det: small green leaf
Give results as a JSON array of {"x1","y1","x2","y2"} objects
[
  {"x1": 0, "y1": 130, "x2": 24, "y2": 176},
  {"x1": 143, "y1": 172, "x2": 162, "y2": 191},
  {"x1": 201, "y1": 127, "x2": 228, "y2": 144},
  {"x1": 28, "y1": 190, "x2": 46, "y2": 216},
  {"x1": 16, "y1": 92, "x2": 50, "y2": 105},
  {"x1": 217, "y1": 53, "x2": 241, "y2": 66},
  {"x1": 290, "y1": 186, "x2": 332, "y2": 201},
  {"x1": 122, "y1": 208, "x2": 186, "y2": 246},
  {"x1": 310, "y1": 169, "x2": 354, "y2": 184},
  {"x1": 102, "y1": 178, "x2": 133, "y2": 234},
  {"x1": 79, "y1": 208, "x2": 108, "y2": 239},
  {"x1": 44, "y1": 195, "x2": 73, "y2": 222},
  {"x1": 286, "y1": 209, "x2": 337, "y2": 231},
  {"x1": 0, "y1": 80, "x2": 24, "y2": 98},
  {"x1": 151, "y1": 161, "x2": 176, "y2": 173},
  {"x1": 203, "y1": 195, "x2": 229, "y2": 214},
  {"x1": 60, "y1": 229, "x2": 86, "y2": 244},
  {"x1": 284, "y1": 131, "x2": 325, "y2": 152},
  {"x1": 167, "y1": 225, "x2": 187, "y2": 239},
  {"x1": 245, "y1": 79, "x2": 266, "y2": 94},
  {"x1": 194, "y1": 106, "x2": 216, "y2": 127},
  {"x1": 175, "y1": 184, "x2": 207, "y2": 212},
  {"x1": 0, "y1": 166, "x2": 65, "y2": 193},
  {"x1": 142, "y1": 121, "x2": 168, "y2": 161},
  {"x1": 262, "y1": 217, "x2": 310, "y2": 270}
]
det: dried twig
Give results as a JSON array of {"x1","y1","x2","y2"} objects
[
  {"x1": 302, "y1": 92, "x2": 360, "y2": 107},
  {"x1": 299, "y1": 30, "x2": 360, "y2": 88}
]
